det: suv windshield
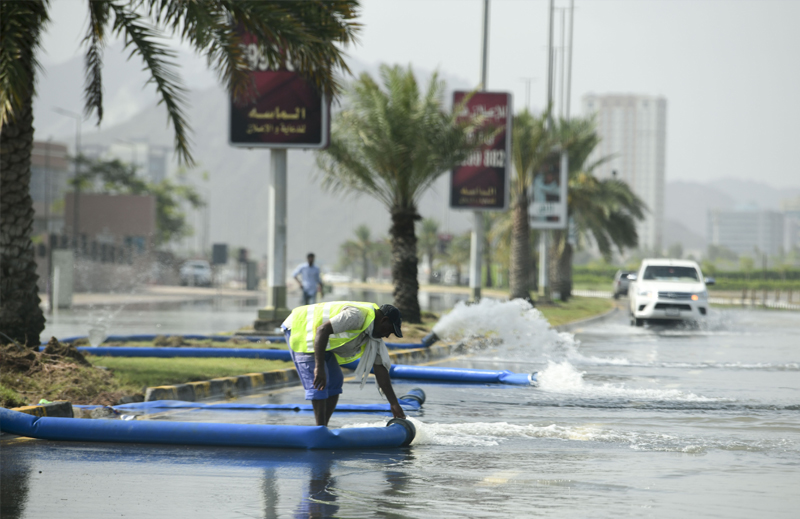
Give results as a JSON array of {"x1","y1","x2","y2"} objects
[{"x1": 642, "y1": 266, "x2": 699, "y2": 282}]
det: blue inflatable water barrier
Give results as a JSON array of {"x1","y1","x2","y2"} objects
[
  {"x1": 50, "y1": 333, "x2": 427, "y2": 349},
  {"x1": 0, "y1": 407, "x2": 416, "y2": 449},
  {"x1": 54, "y1": 334, "x2": 285, "y2": 345},
  {"x1": 75, "y1": 389, "x2": 428, "y2": 414},
  {"x1": 389, "y1": 365, "x2": 537, "y2": 386},
  {"x1": 45, "y1": 346, "x2": 294, "y2": 360}
]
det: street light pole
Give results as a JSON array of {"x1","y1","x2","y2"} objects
[
  {"x1": 565, "y1": 0, "x2": 575, "y2": 120},
  {"x1": 539, "y1": 0, "x2": 556, "y2": 301},
  {"x1": 469, "y1": 0, "x2": 491, "y2": 302},
  {"x1": 54, "y1": 108, "x2": 82, "y2": 254}
]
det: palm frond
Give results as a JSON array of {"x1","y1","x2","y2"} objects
[
  {"x1": 109, "y1": 3, "x2": 192, "y2": 163},
  {"x1": 0, "y1": 0, "x2": 49, "y2": 126},
  {"x1": 82, "y1": 1, "x2": 111, "y2": 123}
]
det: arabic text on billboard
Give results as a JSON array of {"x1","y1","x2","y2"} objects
[
  {"x1": 229, "y1": 30, "x2": 329, "y2": 149},
  {"x1": 449, "y1": 92, "x2": 511, "y2": 210}
]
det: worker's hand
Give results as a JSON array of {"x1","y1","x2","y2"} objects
[
  {"x1": 313, "y1": 366, "x2": 326, "y2": 390},
  {"x1": 390, "y1": 402, "x2": 406, "y2": 420}
]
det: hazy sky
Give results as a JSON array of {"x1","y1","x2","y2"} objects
[{"x1": 40, "y1": 0, "x2": 800, "y2": 188}]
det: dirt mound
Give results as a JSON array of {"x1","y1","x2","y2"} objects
[
  {"x1": 153, "y1": 335, "x2": 186, "y2": 347},
  {"x1": 0, "y1": 345, "x2": 40, "y2": 373},
  {"x1": 42, "y1": 337, "x2": 91, "y2": 366},
  {"x1": 1, "y1": 340, "x2": 139, "y2": 407}
]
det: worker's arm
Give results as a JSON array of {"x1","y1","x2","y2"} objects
[
  {"x1": 295, "y1": 274, "x2": 304, "y2": 290},
  {"x1": 372, "y1": 363, "x2": 406, "y2": 420},
  {"x1": 312, "y1": 321, "x2": 334, "y2": 390}
]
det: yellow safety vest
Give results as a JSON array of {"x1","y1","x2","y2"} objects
[{"x1": 289, "y1": 301, "x2": 378, "y2": 365}]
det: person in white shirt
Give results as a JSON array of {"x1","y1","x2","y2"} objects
[{"x1": 293, "y1": 253, "x2": 323, "y2": 305}]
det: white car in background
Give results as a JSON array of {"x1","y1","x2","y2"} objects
[
  {"x1": 628, "y1": 259, "x2": 715, "y2": 326},
  {"x1": 179, "y1": 260, "x2": 213, "y2": 287}
]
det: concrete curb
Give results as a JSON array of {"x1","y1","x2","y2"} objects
[
  {"x1": 145, "y1": 368, "x2": 299, "y2": 402},
  {"x1": 142, "y1": 344, "x2": 456, "y2": 403},
  {"x1": 554, "y1": 306, "x2": 620, "y2": 332},
  {"x1": 11, "y1": 401, "x2": 74, "y2": 418}
]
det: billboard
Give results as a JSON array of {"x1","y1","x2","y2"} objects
[
  {"x1": 229, "y1": 30, "x2": 329, "y2": 149},
  {"x1": 449, "y1": 91, "x2": 511, "y2": 211},
  {"x1": 529, "y1": 150, "x2": 568, "y2": 229}
]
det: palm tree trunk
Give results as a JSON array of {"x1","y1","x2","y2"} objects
[
  {"x1": 484, "y1": 236, "x2": 493, "y2": 288},
  {"x1": 390, "y1": 207, "x2": 421, "y2": 323},
  {"x1": 427, "y1": 248, "x2": 435, "y2": 284},
  {"x1": 1, "y1": 73, "x2": 46, "y2": 347},
  {"x1": 550, "y1": 232, "x2": 573, "y2": 302},
  {"x1": 509, "y1": 193, "x2": 534, "y2": 302},
  {"x1": 361, "y1": 251, "x2": 368, "y2": 282}
]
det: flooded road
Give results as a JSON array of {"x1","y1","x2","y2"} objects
[{"x1": 4, "y1": 301, "x2": 799, "y2": 518}]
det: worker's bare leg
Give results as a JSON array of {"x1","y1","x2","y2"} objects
[{"x1": 312, "y1": 395, "x2": 339, "y2": 426}]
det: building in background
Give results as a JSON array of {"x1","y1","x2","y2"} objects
[
  {"x1": 64, "y1": 192, "x2": 157, "y2": 258},
  {"x1": 582, "y1": 94, "x2": 667, "y2": 253},
  {"x1": 30, "y1": 140, "x2": 70, "y2": 235},
  {"x1": 82, "y1": 140, "x2": 170, "y2": 184},
  {"x1": 707, "y1": 208, "x2": 784, "y2": 258},
  {"x1": 780, "y1": 196, "x2": 800, "y2": 252}
]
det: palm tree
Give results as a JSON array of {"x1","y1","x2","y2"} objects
[
  {"x1": 339, "y1": 224, "x2": 372, "y2": 282},
  {"x1": 417, "y1": 218, "x2": 440, "y2": 284},
  {"x1": 440, "y1": 232, "x2": 471, "y2": 286},
  {"x1": 551, "y1": 117, "x2": 647, "y2": 300},
  {"x1": 0, "y1": 1, "x2": 359, "y2": 346},
  {"x1": 316, "y1": 65, "x2": 484, "y2": 323},
  {"x1": 508, "y1": 109, "x2": 553, "y2": 302}
]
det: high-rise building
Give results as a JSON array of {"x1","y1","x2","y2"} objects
[
  {"x1": 582, "y1": 94, "x2": 667, "y2": 253},
  {"x1": 707, "y1": 209, "x2": 784, "y2": 257}
]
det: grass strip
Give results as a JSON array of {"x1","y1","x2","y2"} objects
[
  {"x1": 86, "y1": 356, "x2": 293, "y2": 390},
  {"x1": 536, "y1": 297, "x2": 615, "y2": 328}
]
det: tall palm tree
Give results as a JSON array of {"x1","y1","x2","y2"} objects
[
  {"x1": 551, "y1": 117, "x2": 647, "y2": 300},
  {"x1": 508, "y1": 109, "x2": 552, "y2": 302},
  {"x1": 316, "y1": 65, "x2": 483, "y2": 323},
  {"x1": 417, "y1": 218, "x2": 439, "y2": 284},
  {"x1": 0, "y1": 1, "x2": 359, "y2": 346}
]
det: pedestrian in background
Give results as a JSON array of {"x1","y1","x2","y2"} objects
[{"x1": 293, "y1": 253, "x2": 324, "y2": 305}]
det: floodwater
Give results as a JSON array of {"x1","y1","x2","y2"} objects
[
  {"x1": 39, "y1": 285, "x2": 467, "y2": 341},
  {"x1": 4, "y1": 300, "x2": 800, "y2": 518}
]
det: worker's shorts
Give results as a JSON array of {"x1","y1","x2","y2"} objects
[{"x1": 284, "y1": 328, "x2": 343, "y2": 400}]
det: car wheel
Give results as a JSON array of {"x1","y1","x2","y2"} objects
[
  {"x1": 613, "y1": 293, "x2": 620, "y2": 300},
  {"x1": 635, "y1": 318, "x2": 644, "y2": 327}
]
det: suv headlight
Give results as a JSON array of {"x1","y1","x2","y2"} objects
[
  {"x1": 691, "y1": 290, "x2": 708, "y2": 301},
  {"x1": 638, "y1": 290, "x2": 652, "y2": 297}
]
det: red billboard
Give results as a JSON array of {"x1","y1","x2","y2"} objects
[
  {"x1": 229, "y1": 30, "x2": 329, "y2": 149},
  {"x1": 449, "y1": 91, "x2": 511, "y2": 210}
]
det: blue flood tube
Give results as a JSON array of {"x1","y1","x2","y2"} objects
[
  {"x1": 389, "y1": 365, "x2": 537, "y2": 386},
  {"x1": 0, "y1": 407, "x2": 416, "y2": 449},
  {"x1": 338, "y1": 361, "x2": 537, "y2": 386},
  {"x1": 39, "y1": 346, "x2": 293, "y2": 360},
  {"x1": 53, "y1": 334, "x2": 286, "y2": 345}
]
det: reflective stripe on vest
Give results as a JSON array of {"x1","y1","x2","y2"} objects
[{"x1": 289, "y1": 301, "x2": 378, "y2": 364}]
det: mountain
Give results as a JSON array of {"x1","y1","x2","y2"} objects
[{"x1": 38, "y1": 50, "x2": 475, "y2": 269}]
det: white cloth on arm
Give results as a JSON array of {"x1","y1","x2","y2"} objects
[{"x1": 330, "y1": 306, "x2": 392, "y2": 390}]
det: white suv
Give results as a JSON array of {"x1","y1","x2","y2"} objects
[{"x1": 628, "y1": 259, "x2": 714, "y2": 326}]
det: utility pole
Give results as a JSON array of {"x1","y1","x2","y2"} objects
[
  {"x1": 260, "y1": 148, "x2": 290, "y2": 324},
  {"x1": 519, "y1": 77, "x2": 536, "y2": 112},
  {"x1": 559, "y1": 8, "x2": 566, "y2": 119},
  {"x1": 565, "y1": 0, "x2": 575, "y2": 120},
  {"x1": 539, "y1": 0, "x2": 556, "y2": 301},
  {"x1": 470, "y1": 0, "x2": 491, "y2": 302}
]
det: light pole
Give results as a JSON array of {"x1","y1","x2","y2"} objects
[
  {"x1": 469, "y1": 0, "x2": 491, "y2": 302},
  {"x1": 53, "y1": 107, "x2": 83, "y2": 254}
]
